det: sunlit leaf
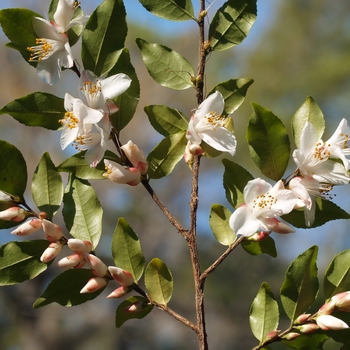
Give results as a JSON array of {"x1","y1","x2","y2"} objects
[{"x1": 242, "y1": 237, "x2": 277, "y2": 258}]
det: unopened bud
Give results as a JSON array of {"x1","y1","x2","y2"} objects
[
  {"x1": 80, "y1": 276, "x2": 108, "y2": 293},
  {"x1": 247, "y1": 230, "x2": 270, "y2": 241},
  {"x1": 57, "y1": 253, "x2": 86, "y2": 268},
  {"x1": 124, "y1": 300, "x2": 145, "y2": 313},
  {"x1": 189, "y1": 143, "x2": 202, "y2": 156},
  {"x1": 318, "y1": 300, "x2": 336, "y2": 315},
  {"x1": 108, "y1": 266, "x2": 134, "y2": 286},
  {"x1": 107, "y1": 285, "x2": 132, "y2": 299},
  {"x1": 0, "y1": 207, "x2": 26, "y2": 222},
  {"x1": 297, "y1": 323, "x2": 319, "y2": 334},
  {"x1": 264, "y1": 330, "x2": 280, "y2": 341},
  {"x1": 121, "y1": 141, "x2": 148, "y2": 175},
  {"x1": 11, "y1": 218, "x2": 42, "y2": 236},
  {"x1": 316, "y1": 315, "x2": 349, "y2": 331},
  {"x1": 42, "y1": 219, "x2": 63, "y2": 241},
  {"x1": 282, "y1": 332, "x2": 300, "y2": 341},
  {"x1": 331, "y1": 291, "x2": 350, "y2": 312},
  {"x1": 294, "y1": 313, "x2": 312, "y2": 325},
  {"x1": 40, "y1": 241, "x2": 63, "y2": 263},
  {"x1": 67, "y1": 239, "x2": 92, "y2": 253},
  {"x1": 84, "y1": 253, "x2": 108, "y2": 277}
]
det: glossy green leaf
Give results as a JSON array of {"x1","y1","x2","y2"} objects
[
  {"x1": 209, "y1": 204, "x2": 236, "y2": 246},
  {"x1": 247, "y1": 103, "x2": 290, "y2": 181},
  {"x1": 0, "y1": 140, "x2": 27, "y2": 199},
  {"x1": 58, "y1": 151, "x2": 106, "y2": 180},
  {"x1": 82, "y1": 0, "x2": 127, "y2": 76},
  {"x1": 282, "y1": 333, "x2": 329, "y2": 350},
  {"x1": 33, "y1": 269, "x2": 105, "y2": 308},
  {"x1": 242, "y1": 237, "x2": 277, "y2": 258},
  {"x1": 209, "y1": 0, "x2": 257, "y2": 52},
  {"x1": 282, "y1": 198, "x2": 350, "y2": 229},
  {"x1": 280, "y1": 246, "x2": 319, "y2": 321},
  {"x1": 222, "y1": 159, "x2": 254, "y2": 209},
  {"x1": 291, "y1": 96, "x2": 325, "y2": 149},
  {"x1": 145, "y1": 258, "x2": 173, "y2": 305},
  {"x1": 107, "y1": 49, "x2": 140, "y2": 131},
  {"x1": 32, "y1": 153, "x2": 63, "y2": 220},
  {"x1": 324, "y1": 249, "x2": 350, "y2": 300},
  {"x1": 62, "y1": 175, "x2": 102, "y2": 250},
  {"x1": 250, "y1": 282, "x2": 279, "y2": 341},
  {"x1": 112, "y1": 218, "x2": 145, "y2": 282},
  {"x1": 210, "y1": 78, "x2": 254, "y2": 116},
  {"x1": 144, "y1": 105, "x2": 188, "y2": 136},
  {"x1": 136, "y1": 38, "x2": 194, "y2": 90},
  {"x1": 147, "y1": 131, "x2": 187, "y2": 179},
  {"x1": 0, "y1": 92, "x2": 65, "y2": 130},
  {"x1": 138, "y1": 0, "x2": 195, "y2": 21},
  {"x1": 0, "y1": 240, "x2": 50, "y2": 286},
  {"x1": 0, "y1": 8, "x2": 39, "y2": 64},
  {"x1": 115, "y1": 296, "x2": 153, "y2": 328}
]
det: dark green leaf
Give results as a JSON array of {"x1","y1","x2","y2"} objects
[
  {"x1": 62, "y1": 176, "x2": 102, "y2": 250},
  {"x1": 147, "y1": 131, "x2": 187, "y2": 179},
  {"x1": 0, "y1": 240, "x2": 50, "y2": 286},
  {"x1": 0, "y1": 92, "x2": 65, "y2": 130},
  {"x1": 112, "y1": 218, "x2": 145, "y2": 282},
  {"x1": 33, "y1": 269, "x2": 105, "y2": 308},
  {"x1": 247, "y1": 103, "x2": 290, "y2": 181},
  {"x1": 222, "y1": 159, "x2": 254, "y2": 208},
  {"x1": 242, "y1": 237, "x2": 277, "y2": 257},
  {"x1": 209, "y1": 0, "x2": 257, "y2": 52},
  {"x1": 115, "y1": 296, "x2": 153, "y2": 328},
  {"x1": 145, "y1": 258, "x2": 173, "y2": 305},
  {"x1": 282, "y1": 333, "x2": 328, "y2": 350},
  {"x1": 138, "y1": 0, "x2": 195, "y2": 21},
  {"x1": 82, "y1": 0, "x2": 127, "y2": 76},
  {"x1": 32, "y1": 153, "x2": 63, "y2": 219},
  {"x1": 280, "y1": 246, "x2": 319, "y2": 321},
  {"x1": 136, "y1": 38, "x2": 194, "y2": 90},
  {"x1": 144, "y1": 105, "x2": 188, "y2": 136},
  {"x1": 250, "y1": 282, "x2": 279, "y2": 341},
  {"x1": 291, "y1": 96, "x2": 325, "y2": 149}
]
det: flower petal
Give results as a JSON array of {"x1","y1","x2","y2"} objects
[
  {"x1": 101, "y1": 73, "x2": 132, "y2": 100},
  {"x1": 193, "y1": 91, "x2": 224, "y2": 123},
  {"x1": 229, "y1": 206, "x2": 263, "y2": 237},
  {"x1": 199, "y1": 126, "x2": 236, "y2": 156}
]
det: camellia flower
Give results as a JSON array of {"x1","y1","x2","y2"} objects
[
  {"x1": 229, "y1": 178, "x2": 300, "y2": 237},
  {"x1": 186, "y1": 91, "x2": 237, "y2": 156},
  {"x1": 103, "y1": 160, "x2": 142, "y2": 186}
]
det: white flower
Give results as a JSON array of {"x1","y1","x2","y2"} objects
[
  {"x1": 229, "y1": 178, "x2": 299, "y2": 237},
  {"x1": 186, "y1": 91, "x2": 237, "y2": 156},
  {"x1": 103, "y1": 160, "x2": 141, "y2": 186}
]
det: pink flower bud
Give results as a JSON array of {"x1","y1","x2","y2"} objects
[
  {"x1": 124, "y1": 300, "x2": 145, "y2": 313},
  {"x1": 42, "y1": 219, "x2": 63, "y2": 241},
  {"x1": 264, "y1": 330, "x2": 280, "y2": 341},
  {"x1": 84, "y1": 253, "x2": 108, "y2": 277},
  {"x1": 0, "y1": 207, "x2": 26, "y2": 222},
  {"x1": 57, "y1": 253, "x2": 86, "y2": 268},
  {"x1": 282, "y1": 332, "x2": 300, "y2": 341},
  {"x1": 189, "y1": 143, "x2": 202, "y2": 156},
  {"x1": 297, "y1": 323, "x2": 319, "y2": 334},
  {"x1": 264, "y1": 217, "x2": 295, "y2": 234},
  {"x1": 11, "y1": 219, "x2": 42, "y2": 236},
  {"x1": 121, "y1": 141, "x2": 148, "y2": 175},
  {"x1": 80, "y1": 277, "x2": 108, "y2": 293},
  {"x1": 67, "y1": 239, "x2": 92, "y2": 253},
  {"x1": 316, "y1": 315, "x2": 349, "y2": 331},
  {"x1": 106, "y1": 285, "x2": 132, "y2": 299},
  {"x1": 40, "y1": 241, "x2": 63, "y2": 263},
  {"x1": 247, "y1": 230, "x2": 270, "y2": 241},
  {"x1": 331, "y1": 291, "x2": 350, "y2": 312},
  {"x1": 294, "y1": 313, "x2": 312, "y2": 325},
  {"x1": 318, "y1": 300, "x2": 336, "y2": 315},
  {"x1": 108, "y1": 266, "x2": 134, "y2": 286}
]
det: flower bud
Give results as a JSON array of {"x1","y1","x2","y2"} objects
[
  {"x1": 57, "y1": 253, "x2": 86, "y2": 268},
  {"x1": 297, "y1": 323, "x2": 319, "y2": 334},
  {"x1": 316, "y1": 315, "x2": 349, "y2": 331},
  {"x1": 282, "y1": 332, "x2": 300, "y2": 341},
  {"x1": 84, "y1": 253, "x2": 108, "y2": 277},
  {"x1": 0, "y1": 207, "x2": 26, "y2": 222},
  {"x1": 42, "y1": 219, "x2": 63, "y2": 241},
  {"x1": 67, "y1": 239, "x2": 92, "y2": 253},
  {"x1": 318, "y1": 300, "x2": 336, "y2": 315},
  {"x1": 107, "y1": 285, "x2": 132, "y2": 299},
  {"x1": 121, "y1": 141, "x2": 148, "y2": 175},
  {"x1": 247, "y1": 230, "x2": 270, "y2": 241},
  {"x1": 331, "y1": 291, "x2": 350, "y2": 312},
  {"x1": 11, "y1": 219, "x2": 42, "y2": 236},
  {"x1": 40, "y1": 241, "x2": 63, "y2": 263},
  {"x1": 108, "y1": 266, "x2": 134, "y2": 286},
  {"x1": 294, "y1": 313, "x2": 312, "y2": 325},
  {"x1": 80, "y1": 277, "x2": 108, "y2": 293}
]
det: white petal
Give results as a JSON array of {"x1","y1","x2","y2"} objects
[
  {"x1": 32, "y1": 17, "x2": 64, "y2": 42},
  {"x1": 60, "y1": 124, "x2": 79, "y2": 149},
  {"x1": 36, "y1": 57, "x2": 61, "y2": 85},
  {"x1": 229, "y1": 206, "x2": 263, "y2": 237},
  {"x1": 193, "y1": 91, "x2": 224, "y2": 124},
  {"x1": 54, "y1": 0, "x2": 75, "y2": 32},
  {"x1": 73, "y1": 99, "x2": 104, "y2": 124},
  {"x1": 244, "y1": 178, "x2": 272, "y2": 208},
  {"x1": 64, "y1": 93, "x2": 75, "y2": 111},
  {"x1": 199, "y1": 126, "x2": 236, "y2": 156},
  {"x1": 186, "y1": 117, "x2": 202, "y2": 145},
  {"x1": 101, "y1": 73, "x2": 132, "y2": 100}
]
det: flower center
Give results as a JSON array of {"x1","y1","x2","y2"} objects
[
  {"x1": 253, "y1": 192, "x2": 278, "y2": 210},
  {"x1": 313, "y1": 142, "x2": 331, "y2": 161},
  {"x1": 59, "y1": 111, "x2": 79, "y2": 129},
  {"x1": 27, "y1": 38, "x2": 57, "y2": 61},
  {"x1": 204, "y1": 111, "x2": 225, "y2": 129},
  {"x1": 81, "y1": 80, "x2": 102, "y2": 108}
]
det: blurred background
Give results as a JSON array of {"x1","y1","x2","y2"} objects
[{"x1": 1, "y1": 0, "x2": 350, "y2": 349}]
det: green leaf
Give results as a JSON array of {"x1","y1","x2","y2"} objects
[
  {"x1": 0, "y1": 92, "x2": 65, "y2": 130},
  {"x1": 0, "y1": 140, "x2": 27, "y2": 199},
  {"x1": 247, "y1": 103, "x2": 290, "y2": 181},
  {"x1": 58, "y1": 151, "x2": 106, "y2": 180},
  {"x1": 115, "y1": 296, "x2": 153, "y2": 328},
  {"x1": 250, "y1": 282, "x2": 279, "y2": 341},
  {"x1": 144, "y1": 105, "x2": 188, "y2": 136},
  {"x1": 209, "y1": 0, "x2": 257, "y2": 52},
  {"x1": 62, "y1": 176, "x2": 102, "y2": 250},
  {"x1": 0, "y1": 240, "x2": 51, "y2": 286},
  {"x1": 222, "y1": 159, "x2": 254, "y2": 209},
  {"x1": 112, "y1": 218, "x2": 145, "y2": 282},
  {"x1": 136, "y1": 38, "x2": 194, "y2": 90},
  {"x1": 33, "y1": 269, "x2": 105, "y2": 308},
  {"x1": 32, "y1": 153, "x2": 63, "y2": 220},
  {"x1": 209, "y1": 204, "x2": 236, "y2": 246},
  {"x1": 242, "y1": 237, "x2": 277, "y2": 258},
  {"x1": 147, "y1": 131, "x2": 187, "y2": 179},
  {"x1": 210, "y1": 78, "x2": 254, "y2": 116},
  {"x1": 282, "y1": 333, "x2": 329, "y2": 350},
  {"x1": 282, "y1": 198, "x2": 350, "y2": 229},
  {"x1": 280, "y1": 246, "x2": 319, "y2": 321},
  {"x1": 0, "y1": 8, "x2": 39, "y2": 63},
  {"x1": 324, "y1": 249, "x2": 350, "y2": 300},
  {"x1": 107, "y1": 49, "x2": 140, "y2": 131},
  {"x1": 82, "y1": 0, "x2": 127, "y2": 76},
  {"x1": 145, "y1": 258, "x2": 173, "y2": 305},
  {"x1": 291, "y1": 96, "x2": 325, "y2": 149},
  {"x1": 138, "y1": 0, "x2": 195, "y2": 21}
]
